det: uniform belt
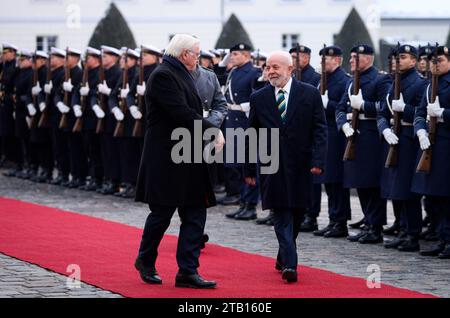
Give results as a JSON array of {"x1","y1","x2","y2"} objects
[
  {"x1": 227, "y1": 104, "x2": 244, "y2": 112},
  {"x1": 346, "y1": 113, "x2": 376, "y2": 121},
  {"x1": 389, "y1": 118, "x2": 413, "y2": 127}
]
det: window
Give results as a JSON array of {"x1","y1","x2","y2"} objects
[
  {"x1": 282, "y1": 34, "x2": 299, "y2": 50},
  {"x1": 36, "y1": 36, "x2": 58, "y2": 51}
]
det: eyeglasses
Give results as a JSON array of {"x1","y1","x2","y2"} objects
[{"x1": 187, "y1": 50, "x2": 200, "y2": 58}]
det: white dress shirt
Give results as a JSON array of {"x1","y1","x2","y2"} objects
[{"x1": 274, "y1": 77, "x2": 293, "y2": 111}]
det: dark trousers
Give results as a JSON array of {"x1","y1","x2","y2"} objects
[
  {"x1": 431, "y1": 196, "x2": 450, "y2": 243},
  {"x1": 100, "y1": 133, "x2": 121, "y2": 183},
  {"x1": 325, "y1": 182, "x2": 351, "y2": 223},
  {"x1": 273, "y1": 208, "x2": 305, "y2": 270},
  {"x1": 68, "y1": 132, "x2": 88, "y2": 180},
  {"x1": 138, "y1": 205, "x2": 207, "y2": 275},
  {"x1": 306, "y1": 184, "x2": 322, "y2": 218},
  {"x1": 397, "y1": 197, "x2": 423, "y2": 236},
  {"x1": 83, "y1": 130, "x2": 103, "y2": 182},
  {"x1": 118, "y1": 137, "x2": 141, "y2": 185},
  {"x1": 51, "y1": 128, "x2": 70, "y2": 177},
  {"x1": 224, "y1": 166, "x2": 241, "y2": 196},
  {"x1": 1, "y1": 135, "x2": 22, "y2": 168},
  {"x1": 357, "y1": 187, "x2": 387, "y2": 227},
  {"x1": 392, "y1": 200, "x2": 403, "y2": 228}
]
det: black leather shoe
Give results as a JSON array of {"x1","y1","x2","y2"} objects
[
  {"x1": 324, "y1": 223, "x2": 348, "y2": 238},
  {"x1": 349, "y1": 218, "x2": 365, "y2": 229},
  {"x1": 235, "y1": 205, "x2": 257, "y2": 220},
  {"x1": 218, "y1": 194, "x2": 240, "y2": 206},
  {"x1": 424, "y1": 232, "x2": 440, "y2": 242},
  {"x1": 282, "y1": 268, "x2": 298, "y2": 283},
  {"x1": 384, "y1": 231, "x2": 407, "y2": 249},
  {"x1": 51, "y1": 175, "x2": 68, "y2": 185},
  {"x1": 34, "y1": 171, "x2": 53, "y2": 183},
  {"x1": 438, "y1": 244, "x2": 450, "y2": 259},
  {"x1": 299, "y1": 216, "x2": 318, "y2": 232},
  {"x1": 175, "y1": 273, "x2": 217, "y2": 289},
  {"x1": 200, "y1": 234, "x2": 209, "y2": 250},
  {"x1": 383, "y1": 222, "x2": 401, "y2": 236},
  {"x1": 67, "y1": 178, "x2": 84, "y2": 189},
  {"x1": 3, "y1": 169, "x2": 20, "y2": 178},
  {"x1": 256, "y1": 211, "x2": 275, "y2": 225},
  {"x1": 99, "y1": 182, "x2": 119, "y2": 195},
  {"x1": 120, "y1": 185, "x2": 136, "y2": 198},
  {"x1": 359, "y1": 228, "x2": 383, "y2": 244},
  {"x1": 398, "y1": 236, "x2": 420, "y2": 252},
  {"x1": 134, "y1": 259, "x2": 162, "y2": 285},
  {"x1": 226, "y1": 202, "x2": 246, "y2": 219},
  {"x1": 420, "y1": 241, "x2": 446, "y2": 257},
  {"x1": 347, "y1": 226, "x2": 369, "y2": 242},
  {"x1": 313, "y1": 221, "x2": 336, "y2": 236}
]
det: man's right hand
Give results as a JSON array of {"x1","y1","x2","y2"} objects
[
  {"x1": 44, "y1": 81, "x2": 53, "y2": 94},
  {"x1": 342, "y1": 123, "x2": 354, "y2": 138},
  {"x1": 417, "y1": 129, "x2": 431, "y2": 150},
  {"x1": 245, "y1": 177, "x2": 256, "y2": 187},
  {"x1": 98, "y1": 81, "x2": 111, "y2": 96},
  {"x1": 32, "y1": 83, "x2": 42, "y2": 96}
]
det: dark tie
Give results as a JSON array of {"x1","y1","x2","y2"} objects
[{"x1": 277, "y1": 89, "x2": 287, "y2": 122}]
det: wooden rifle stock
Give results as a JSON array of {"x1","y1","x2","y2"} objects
[
  {"x1": 132, "y1": 46, "x2": 144, "y2": 138},
  {"x1": 59, "y1": 47, "x2": 70, "y2": 130},
  {"x1": 38, "y1": 55, "x2": 52, "y2": 128},
  {"x1": 343, "y1": 51, "x2": 361, "y2": 161},
  {"x1": 73, "y1": 53, "x2": 89, "y2": 133},
  {"x1": 320, "y1": 44, "x2": 327, "y2": 95},
  {"x1": 113, "y1": 51, "x2": 129, "y2": 138},
  {"x1": 96, "y1": 49, "x2": 106, "y2": 134},
  {"x1": 416, "y1": 43, "x2": 439, "y2": 173},
  {"x1": 294, "y1": 43, "x2": 302, "y2": 81},
  {"x1": 385, "y1": 43, "x2": 401, "y2": 168},
  {"x1": 29, "y1": 51, "x2": 39, "y2": 129}
]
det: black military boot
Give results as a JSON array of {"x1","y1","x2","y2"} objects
[
  {"x1": 359, "y1": 226, "x2": 383, "y2": 244},
  {"x1": 324, "y1": 222, "x2": 349, "y2": 238},
  {"x1": 299, "y1": 215, "x2": 318, "y2": 232},
  {"x1": 398, "y1": 235, "x2": 420, "y2": 252},
  {"x1": 347, "y1": 225, "x2": 370, "y2": 242},
  {"x1": 349, "y1": 218, "x2": 365, "y2": 229},
  {"x1": 120, "y1": 185, "x2": 136, "y2": 198},
  {"x1": 313, "y1": 221, "x2": 336, "y2": 236},
  {"x1": 420, "y1": 241, "x2": 446, "y2": 257},
  {"x1": 226, "y1": 202, "x2": 246, "y2": 219},
  {"x1": 383, "y1": 221, "x2": 401, "y2": 236},
  {"x1": 438, "y1": 244, "x2": 450, "y2": 259},
  {"x1": 235, "y1": 204, "x2": 257, "y2": 220},
  {"x1": 218, "y1": 194, "x2": 240, "y2": 206},
  {"x1": 384, "y1": 231, "x2": 407, "y2": 249}
]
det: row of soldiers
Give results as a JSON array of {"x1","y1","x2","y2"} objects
[
  {"x1": 0, "y1": 43, "x2": 164, "y2": 198},
  {"x1": 217, "y1": 42, "x2": 450, "y2": 259}
]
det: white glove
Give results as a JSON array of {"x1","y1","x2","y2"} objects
[
  {"x1": 392, "y1": 93, "x2": 406, "y2": 113},
  {"x1": 73, "y1": 105, "x2": 82, "y2": 118},
  {"x1": 417, "y1": 129, "x2": 431, "y2": 150},
  {"x1": 350, "y1": 89, "x2": 364, "y2": 110},
  {"x1": 27, "y1": 104, "x2": 37, "y2": 116},
  {"x1": 342, "y1": 122, "x2": 354, "y2": 138},
  {"x1": 56, "y1": 101, "x2": 70, "y2": 114},
  {"x1": 112, "y1": 107, "x2": 124, "y2": 121},
  {"x1": 98, "y1": 81, "x2": 111, "y2": 96},
  {"x1": 39, "y1": 102, "x2": 46, "y2": 112},
  {"x1": 427, "y1": 96, "x2": 444, "y2": 118},
  {"x1": 382, "y1": 128, "x2": 399, "y2": 145},
  {"x1": 129, "y1": 105, "x2": 142, "y2": 120},
  {"x1": 92, "y1": 104, "x2": 105, "y2": 119},
  {"x1": 120, "y1": 84, "x2": 130, "y2": 99},
  {"x1": 32, "y1": 83, "x2": 42, "y2": 96},
  {"x1": 44, "y1": 81, "x2": 53, "y2": 94},
  {"x1": 63, "y1": 79, "x2": 73, "y2": 93},
  {"x1": 321, "y1": 91, "x2": 329, "y2": 109},
  {"x1": 137, "y1": 83, "x2": 146, "y2": 96},
  {"x1": 79, "y1": 84, "x2": 89, "y2": 97}
]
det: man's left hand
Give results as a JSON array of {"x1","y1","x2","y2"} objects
[{"x1": 311, "y1": 167, "x2": 322, "y2": 175}]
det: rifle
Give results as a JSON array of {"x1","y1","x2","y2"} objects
[
  {"x1": 59, "y1": 47, "x2": 70, "y2": 130},
  {"x1": 28, "y1": 51, "x2": 39, "y2": 129},
  {"x1": 385, "y1": 43, "x2": 402, "y2": 168},
  {"x1": 96, "y1": 49, "x2": 106, "y2": 134},
  {"x1": 425, "y1": 43, "x2": 431, "y2": 80},
  {"x1": 113, "y1": 51, "x2": 129, "y2": 138},
  {"x1": 343, "y1": 49, "x2": 361, "y2": 161},
  {"x1": 416, "y1": 43, "x2": 439, "y2": 173},
  {"x1": 132, "y1": 46, "x2": 144, "y2": 138},
  {"x1": 320, "y1": 44, "x2": 327, "y2": 95},
  {"x1": 294, "y1": 43, "x2": 302, "y2": 81},
  {"x1": 255, "y1": 49, "x2": 260, "y2": 67},
  {"x1": 38, "y1": 54, "x2": 52, "y2": 128},
  {"x1": 72, "y1": 53, "x2": 89, "y2": 133},
  {"x1": 0, "y1": 60, "x2": 5, "y2": 103}
]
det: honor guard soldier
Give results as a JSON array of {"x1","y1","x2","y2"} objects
[
  {"x1": 199, "y1": 50, "x2": 215, "y2": 70},
  {"x1": 417, "y1": 45, "x2": 433, "y2": 79},
  {"x1": 313, "y1": 45, "x2": 352, "y2": 238},
  {"x1": 110, "y1": 48, "x2": 140, "y2": 198},
  {"x1": 222, "y1": 43, "x2": 262, "y2": 220},
  {"x1": 30, "y1": 50, "x2": 54, "y2": 183},
  {"x1": 336, "y1": 44, "x2": 392, "y2": 244},
  {"x1": 377, "y1": 44, "x2": 427, "y2": 252},
  {"x1": 1, "y1": 43, "x2": 20, "y2": 176},
  {"x1": 412, "y1": 45, "x2": 450, "y2": 259},
  {"x1": 96, "y1": 45, "x2": 122, "y2": 195},
  {"x1": 71, "y1": 47, "x2": 104, "y2": 191}
]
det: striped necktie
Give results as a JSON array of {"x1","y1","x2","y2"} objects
[{"x1": 277, "y1": 89, "x2": 287, "y2": 122}]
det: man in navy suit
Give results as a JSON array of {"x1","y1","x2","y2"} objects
[{"x1": 245, "y1": 51, "x2": 327, "y2": 283}]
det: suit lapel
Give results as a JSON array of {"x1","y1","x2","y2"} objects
[
  {"x1": 265, "y1": 85, "x2": 282, "y2": 127},
  {"x1": 285, "y1": 79, "x2": 303, "y2": 126}
]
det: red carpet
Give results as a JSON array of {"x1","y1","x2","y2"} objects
[{"x1": 0, "y1": 197, "x2": 435, "y2": 298}]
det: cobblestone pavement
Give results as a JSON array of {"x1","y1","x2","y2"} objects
[{"x1": 0, "y1": 171, "x2": 449, "y2": 298}]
